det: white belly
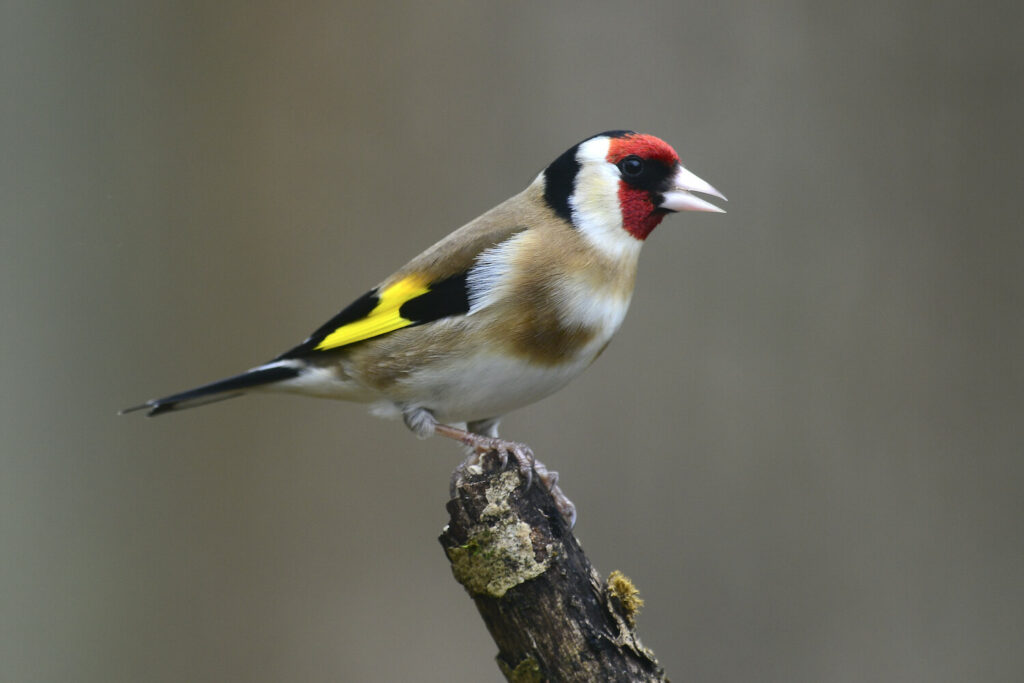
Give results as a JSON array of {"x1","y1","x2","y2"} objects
[{"x1": 395, "y1": 349, "x2": 599, "y2": 423}]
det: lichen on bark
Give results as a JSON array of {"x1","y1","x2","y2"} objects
[{"x1": 445, "y1": 470, "x2": 558, "y2": 598}]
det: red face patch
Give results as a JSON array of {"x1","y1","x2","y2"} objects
[
  {"x1": 606, "y1": 134, "x2": 680, "y2": 167},
  {"x1": 606, "y1": 134, "x2": 680, "y2": 241}
]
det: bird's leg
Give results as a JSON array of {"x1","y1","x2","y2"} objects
[
  {"x1": 403, "y1": 407, "x2": 576, "y2": 527},
  {"x1": 402, "y1": 405, "x2": 439, "y2": 439},
  {"x1": 459, "y1": 417, "x2": 504, "y2": 471},
  {"x1": 403, "y1": 408, "x2": 519, "y2": 471},
  {"x1": 458, "y1": 413, "x2": 585, "y2": 528},
  {"x1": 436, "y1": 418, "x2": 535, "y2": 489}
]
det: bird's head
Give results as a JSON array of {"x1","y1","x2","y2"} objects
[{"x1": 541, "y1": 130, "x2": 725, "y2": 253}]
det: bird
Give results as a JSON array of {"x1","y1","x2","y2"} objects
[{"x1": 123, "y1": 130, "x2": 726, "y2": 525}]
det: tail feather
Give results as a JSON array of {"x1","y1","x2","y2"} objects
[{"x1": 121, "y1": 363, "x2": 301, "y2": 416}]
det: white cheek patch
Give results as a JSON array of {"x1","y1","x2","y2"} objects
[{"x1": 569, "y1": 137, "x2": 643, "y2": 261}]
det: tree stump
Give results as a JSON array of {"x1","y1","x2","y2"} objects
[{"x1": 439, "y1": 456, "x2": 668, "y2": 682}]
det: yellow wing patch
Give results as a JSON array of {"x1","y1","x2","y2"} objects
[{"x1": 314, "y1": 276, "x2": 430, "y2": 351}]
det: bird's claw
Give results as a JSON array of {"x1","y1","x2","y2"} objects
[
  {"x1": 459, "y1": 435, "x2": 536, "y2": 489},
  {"x1": 449, "y1": 437, "x2": 576, "y2": 527}
]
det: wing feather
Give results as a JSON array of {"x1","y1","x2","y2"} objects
[
  {"x1": 277, "y1": 185, "x2": 541, "y2": 360},
  {"x1": 316, "y1": 276, "x2": 430, "y2": 351},
  {"x1": 277, "y1": 272, "x2": 473, "y2": 358}
]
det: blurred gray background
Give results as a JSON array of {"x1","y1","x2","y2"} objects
[{"x1": 3, "y1": 1, "x2": 1022, "y2": 681}]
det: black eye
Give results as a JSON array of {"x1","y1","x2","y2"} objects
[{"x1": 618, "y1": 155, "x2": 644, "y2": 177}]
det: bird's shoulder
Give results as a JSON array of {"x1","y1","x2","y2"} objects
[
  {"x1": 277, "y1": 184, "x2": 556, "y2": 359},
  {"x1": 385, "y1": 184, "x2": 553, "y2": 286}
]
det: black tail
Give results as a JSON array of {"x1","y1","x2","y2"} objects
[{"x1": 121, "y1": 363, "x2": 301, "y2": 416}]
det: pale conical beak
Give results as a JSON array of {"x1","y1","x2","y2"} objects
[{"x1": 660, "y1": 165, "x2": 727, "y2": 213}]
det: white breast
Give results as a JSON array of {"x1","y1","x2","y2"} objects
[{"x1": 399, "y1": 289, "x2": 630, "y2": 424}]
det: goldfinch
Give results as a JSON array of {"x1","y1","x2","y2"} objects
[{"x1": 124, "y1": 130, "x2": 726, "y2": 524}]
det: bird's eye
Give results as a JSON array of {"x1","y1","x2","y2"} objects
[{"x1": 619, "y1": 156, "x2": 644, "y2": 177}]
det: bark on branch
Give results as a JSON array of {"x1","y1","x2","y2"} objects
[{"x1": 439, "y1": 455, "x2": 667, "y2": 682}]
